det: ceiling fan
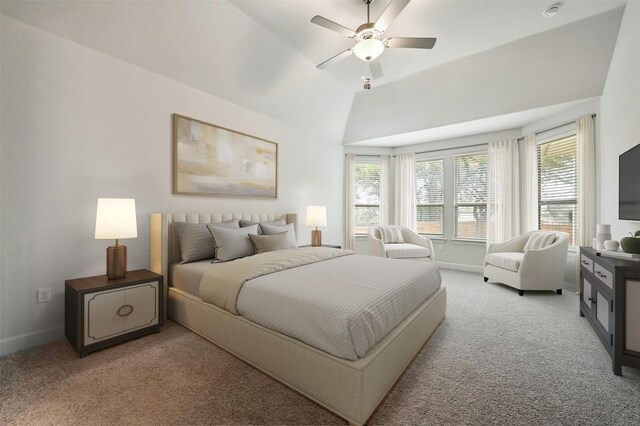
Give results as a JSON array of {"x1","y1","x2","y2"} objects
[{"x1": 311, "y1": 0, "x2": 437, "y2": 80}]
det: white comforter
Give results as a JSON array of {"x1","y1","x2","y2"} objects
[{"x1": 236, "y1": 254, "x2": 441, "y2": 360}]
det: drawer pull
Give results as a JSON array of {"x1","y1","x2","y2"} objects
[
  {"x1": 581, "y1": 260, "x2": 589, "y2": 265},
  {"x1": 588, "y1": 297, "x2": 595, "y2": 304},
  {"x1": 596, "y1": 271, "x2": 607, "y2": 279},
  {"x1": 117, "y1": 304, "x2": 134, "y2": 317}
]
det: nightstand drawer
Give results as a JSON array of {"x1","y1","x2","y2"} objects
[{"x1": 83, "y1": 281, "x2": 159, "y2": 345}]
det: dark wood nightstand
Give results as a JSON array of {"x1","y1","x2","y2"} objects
[
  {"x1": 65, "y1": 269, "x2": 164, "y2": 357},
  {"x1": 300, "y1": 244, "x2": 342, "y2": 249}
]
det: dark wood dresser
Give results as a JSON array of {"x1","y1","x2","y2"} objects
[{"x1": 579, "y1": 247, "x2": 640, "y2": 375}]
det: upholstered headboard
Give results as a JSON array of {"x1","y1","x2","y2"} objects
[{"x1": 149, "y1": 212, "x2": 298, "y2": 284}]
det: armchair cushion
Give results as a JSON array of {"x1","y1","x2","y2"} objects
[
  {"x1": 485, "y1": 252, "x2": 524, "y2": 272},
  {"x1": 384, "y1": 243, "x2": 431, "y2": 259},
  {"x1": 523, "y1": 232, "x2": 556, "y2": 251},
  {"x1": 379, "y1": 226, "x2": 405, "y2": 244}
]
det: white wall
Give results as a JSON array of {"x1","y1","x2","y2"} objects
[
  {"x1": 0, "y1": 16, "x2": 345, "y2": 355},
  {"x1": 599, "y1": 1, "x2": 640, "y2": 239}
]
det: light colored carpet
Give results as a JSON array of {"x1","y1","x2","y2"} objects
[{"x1": 2, "y1": 269, "x2": 639, "y2": 425}]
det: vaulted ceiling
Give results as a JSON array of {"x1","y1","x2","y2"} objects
[{"x1": 0, "y1": 0, "x2": 626, "y2": 146}]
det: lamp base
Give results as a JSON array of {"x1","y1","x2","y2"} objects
[
  {"x1": 106, "y1": 245, "x2": 127, "y2": 280},
  {"x1": 311, "y1": 230, "x2": 322, "y2": 247}
]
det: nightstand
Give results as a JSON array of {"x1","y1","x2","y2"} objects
[
  {"x1": 65, "y1": 269, "x2": 164, "y2": 357},
  {"x1": 300, "y1": 244, "x2": 342, "y2": 249}
]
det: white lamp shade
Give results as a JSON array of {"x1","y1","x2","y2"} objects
[
  {"x1": 95, "y1": 198, "x2": 138, "y2": 240},
  {"x1": 353, "y1": 38, "x2": 384, "y2": 61},
  {"x1": 306, "y1": 206, "x2": 327, "y2": 227}
]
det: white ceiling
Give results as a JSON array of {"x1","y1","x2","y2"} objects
[
  {"x1": 231, "y1": 0, "x2": 625, "y2": 89},
  {"x1": 348, "y1": 98, "x2": 598, "y2": 147},
  {"x1": 0, "y1": 0, "x2": 627, "y2": 147}
]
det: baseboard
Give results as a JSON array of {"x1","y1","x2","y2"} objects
[
  {"x1": 0, "y1": 324, "x2": 65, "y2": 357},
  {"x1": 435, "y1": 261, "x2": 483, "y2": 274}
]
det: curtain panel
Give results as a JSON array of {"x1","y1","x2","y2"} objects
[
  {"x1": 345, "y1": 154, "x2": 356, "y2": 250},
  {"x1": 394, "y1": 153, "x2": 417, "y2": 230},
  {"x1": 577, "y1": 115, "x2": 596, "y2": 248},
  {"x1": 380, "y1": 154, "x2": 391, "y2": 226},
  {"x1": 521, "y1": 133, "x2": 538, "y2": 233},
  {"x1": 487, "y1": 139, "x2": 520, "y2": 244}
]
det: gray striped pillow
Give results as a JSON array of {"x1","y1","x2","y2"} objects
[
  {"x1": 380, "y1": 227, "x2": 404, "y2": 244},
  {"x1": 524, "y1": 233, "x2": 556, "y2": 251}
]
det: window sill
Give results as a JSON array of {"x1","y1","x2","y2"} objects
[{"x1": 452, "y1": 238, "x2": 486, "y2": 245}]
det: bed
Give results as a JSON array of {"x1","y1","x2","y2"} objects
[{"x1": 150, "y1": 213, "x2": 446, "y2": 425}]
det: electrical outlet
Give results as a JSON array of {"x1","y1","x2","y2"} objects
[{"x1": 37, "y1": 288, "x2": 51, "y2": 304}]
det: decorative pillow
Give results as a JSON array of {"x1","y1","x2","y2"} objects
[
  {"x1": 174, "y1": 220, "x2": 239, "y2": 263},
  {"x1": 380, "y1": 227, "x2": 405, "y2": 244},
  {"x1": 206, "y1": 224, "x2": 259, "y2": 262},
  {"x1": 524, "y1": 232, "x2": 556, "y2": 251},
  {"x1": 260, "y1": 223, "x2": 298, "y2": 249},
  {"x1": 249, "y1": 232, "x2": 290, "y2": 254},
  {"x1": 239, "y1": 218, "x2": 286, "y2": 235}
]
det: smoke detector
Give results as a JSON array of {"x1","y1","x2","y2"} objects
[{"x1": 543, "y1": 3, "x2": 561, "y2": 18}]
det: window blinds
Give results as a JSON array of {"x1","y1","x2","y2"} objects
[
  {"x1": 354, "y1": 160, "x2": 381, "y2": 235},
  {"x1": 415, "y1": 159, "x2": 444, "y2": 235},
  {"x1": 454, "y1": 153, "x2": 488, "y2": 239},
  {"x1": 537, "y1": 135, "x2": 577, "y2": 245}
]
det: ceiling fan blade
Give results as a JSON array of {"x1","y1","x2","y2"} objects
[
  {"x1": 375, "y1": 0, "x2": 411, "y2": 32},
  {"x1": 386, "y1": 37, "x2": 437, "y2": 49},
  {"x1": 368, "y1": 60, "x2": 384, "y2": 80},
  {"x1": 311, "y1": 15, "x2": 355, "y2": 38},
  {"x1": 316, "y1": 49, "x2": 353, "y2": 70}
]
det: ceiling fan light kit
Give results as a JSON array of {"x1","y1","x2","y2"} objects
[
  {"x1": 311, "y1": 0, "x2": 436, "y2": 82},
  {"x1": 353, "y1": 38, "x2": 385, "y2": 61}
]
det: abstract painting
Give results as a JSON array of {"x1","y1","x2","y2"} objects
[{"x1": 173, "y1": 114, "x2": 277, "y2": 198}]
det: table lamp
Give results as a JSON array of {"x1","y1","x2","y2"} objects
[
  {"x1": 306, "y1": 206, "x2": 327, "y2": 247},
  {"x1": 95, "y1": 198, "x2": 137, "y2": 279}
]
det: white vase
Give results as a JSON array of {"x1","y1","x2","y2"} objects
[{"x1": 596, "y1": 232, "x2": 611, "y2": 250}]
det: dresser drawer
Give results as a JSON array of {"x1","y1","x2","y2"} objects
[
  {"x1": 593, "y1": 262, "x2": 613, "y2": 290},
  {"x1": 580, "y1": 254, "x2": 593, "y2": 273},
  {"x1": 83, "y1": 281, "x2": 159, "y2": 345}
]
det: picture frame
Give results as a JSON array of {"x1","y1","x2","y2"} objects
[{"x1": 173, "y1": 113, "x2": 278, "y2": 198}]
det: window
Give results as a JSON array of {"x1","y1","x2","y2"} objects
[
  {"x1": 454, "y1": 153, "x2": 487, "y2": 239},
  {"x1": 415, "y1": 158, "x2": 444, "y2": 236},
  {"x1": 354, "y1": 159, "x2": 381, "y2": 235},
  {"x1": 537, "y1": 134, "x2": 577, "y2": 245}
]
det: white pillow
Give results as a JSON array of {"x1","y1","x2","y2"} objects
[
  {"x1": 260, "y1": 223, "x2": 298, "y2": 249},
  {"x1": 524, "y1": 233, "x2": 556, "y2": 251},
  {"x1": 206, "y1": 224, "x2": 259, "y2": 262},
  {"x1": 380, "y1": 227, "x2": 404, "y2": 244}
]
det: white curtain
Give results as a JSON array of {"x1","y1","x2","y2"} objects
[
  {"x1": 345, "y1": 154, "x2": 356, "y2": 250},
  {"x1": 577, "y1": 115, "x2": 596, "y2": 247},
  {"x1": 486, "y1": 140, "x2": 520, "y2": 244},
  {"x1": 394, "y1": 153, "x2": 416, "y2": 229},
  {"x1": 380, "y1": 154, "x2": 390, "y2": 225},
  {"x1": 521, "y1": 133, "x2": 538, "y2": 233}
]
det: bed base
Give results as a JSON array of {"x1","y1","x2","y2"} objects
[{"x1": 168, "y1": 286, "x2": 446, "y2": 425}]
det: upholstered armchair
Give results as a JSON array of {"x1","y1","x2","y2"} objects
[
  {"x1": 367, "y1": 226, "x2": 434, "y2": 261},
  {"x1": 484, "y1": 231, "x2": 569, "y2": 296}
]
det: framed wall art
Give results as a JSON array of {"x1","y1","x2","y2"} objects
[{"x1": 173, "y1": 114, "x2": 278, "y2": 198}]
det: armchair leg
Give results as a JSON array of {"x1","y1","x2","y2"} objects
[
  {"x1": 518, "y1": 290, "x2": 524, "y2": 296},
  {"x1": 556, "y1": 289, "x2": 562, "y2": 295},
  {"x1": 483, "y1": 277, "x2": 488, "y2": 282}
]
